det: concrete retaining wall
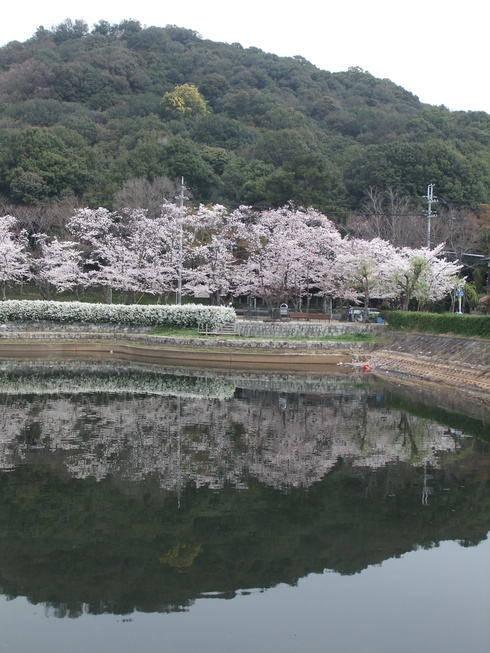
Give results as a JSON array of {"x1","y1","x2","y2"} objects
[
  {"x1": 2, "y1": 319, "x2": 384, "y2": 339},
  {"x1": 0, "y1": 341, "x2": 355, "y2": 373},
  {"x1": 236, "y1": 320, "x2": 385, "y2": 338}
]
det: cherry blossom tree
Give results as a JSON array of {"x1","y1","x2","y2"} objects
[
  {"x1": 305, "y1": 211, "x2": 345, "y2": 309},
  {"x1": 388, "y1": 244, "x2": 463, "y2": 310},
  {"x1": 388, "y1": 247, "x2": 432, "y2": 311},
  {"x1": 31, "y1": 235, "x2": 85, "y2": 299},
  {"x1": 62, "y1": 202, "x2": 464, "y2": 312},
  {"x1": 233, "y1": 209, "x2": 301, "y2": 308},
  {"x1": 138, "y1": 203, "x2": 191, "y2": 302},
  {"x1": 232, "y1": 206, "x2": 342, "y2": 309},
  {"x1": 0, "y1": 215, "x2": 31, "y2": 300},
  {"x1": 67, "y1": 207, "x2": 118, "y2": 245},
  {"x1": 68, "y1": 204, "x2": 191, "y2": 302},
  {"x1": 333, "y1": 237, "x2": 399, "y2": 312},
  {"x1": 67, "y1": 207, "x2": 137, "y2": 300},
  {"x1": 183, "y1": 204, "x2": 248, "y2": 304}
]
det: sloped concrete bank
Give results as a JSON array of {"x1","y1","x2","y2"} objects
[
  {"x1": 368, "y1": 333, "x2": 490, "y2": 412},
  {"x1": 376, "y1": 332, "x2": 490, "y2": 368}
]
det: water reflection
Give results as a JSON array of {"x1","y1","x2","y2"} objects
[{"x1": 0, "y1": 360, "x2": 488, "y2": 623}]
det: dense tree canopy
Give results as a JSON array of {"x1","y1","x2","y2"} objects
[{"x1": 0, "y1": 19, "x2": 488, "y2": 228}]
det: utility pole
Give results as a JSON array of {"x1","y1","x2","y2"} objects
[
  {"x1": 176, "y1": 177, "x2": 187, "y2": 305},
  {"x1": 424, "y1": 183, "x2": 438, "y2": 248},
  {"x1": 178, "y1": 176, "x2": 186, "y2": 208}
]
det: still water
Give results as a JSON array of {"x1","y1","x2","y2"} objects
[{"x1": 0, "y1": 360, "x2": 489, "y2": 653}]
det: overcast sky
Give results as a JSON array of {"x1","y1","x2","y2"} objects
[{"x1": 1, "y1": 0, "x2": 488, "y2": 114}]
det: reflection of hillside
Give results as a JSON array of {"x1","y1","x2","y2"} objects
[
  {"x1": 0, "y1": 452, "x2": 489, "y2": 618},
  {"x1": 380, "y1": 380, "x2": 490, "y2": 440}
]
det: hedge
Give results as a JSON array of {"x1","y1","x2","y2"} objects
[
  {"x1": 384, "y1": 311, "x2": 490, "y2": 339},
  {"x1": 0, "y1": 300, "x2": 236, "y2": 330}
]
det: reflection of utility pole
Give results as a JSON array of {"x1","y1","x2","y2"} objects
[
  {"x1": 176, "y1": 177, "x2": 187, "y2": 305},
  {"x1": 425, "y1": 184, "x2": 438, "y2": 249},
  {"x1": 176, "y1": 395, "x2": 182, "y2": 509},
  {"x1": 421, "y1": 462, "x2": 432, "y2": 506}
]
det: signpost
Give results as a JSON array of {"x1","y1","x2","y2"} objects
[{"x1": 455, "y1": 287, "x2": 464, "y2": 314}]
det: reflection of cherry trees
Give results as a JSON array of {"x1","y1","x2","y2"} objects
[{"x1": 0, "y1": 368, "x2": 462, "y2": 489}]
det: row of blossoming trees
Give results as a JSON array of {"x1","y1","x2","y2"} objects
[{"x1": 0, "y1": 203, "x2": 463, "y2": 310}]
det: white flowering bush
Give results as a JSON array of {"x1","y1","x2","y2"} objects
[{"x1": 0, "y1": 300, "x2": 236, "y2": 329}]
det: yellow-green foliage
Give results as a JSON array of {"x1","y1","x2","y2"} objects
[
  {"x1": 160, "y1": 542, "x2": 202, "y2": 568},
  {"x1": 161, "y1": 84, "x2": 209, "y2": 118}
]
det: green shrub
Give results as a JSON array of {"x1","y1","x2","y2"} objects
[{"x1": 383, "y1": 311, "x2": 490, "y2": 339}]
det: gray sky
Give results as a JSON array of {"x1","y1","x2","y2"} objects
[{"x1": 1, "y1": 0, "x2": 488, "y2": 113}]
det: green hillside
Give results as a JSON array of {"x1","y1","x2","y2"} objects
[{"x1": 0, "y1": 18, "x2": 489, "y2": 232}]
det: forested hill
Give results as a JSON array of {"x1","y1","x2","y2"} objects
[{"x1": 0, "y1": 18, "x2": 489, "y2": 220}]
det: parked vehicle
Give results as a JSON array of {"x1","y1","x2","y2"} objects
[{"x1": 352, "y1": 309, "x2": 380, "y2": 322}]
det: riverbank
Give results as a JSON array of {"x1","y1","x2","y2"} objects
[{"x1": 0, "y1": 324, "x2": 488, "y2": 414}]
